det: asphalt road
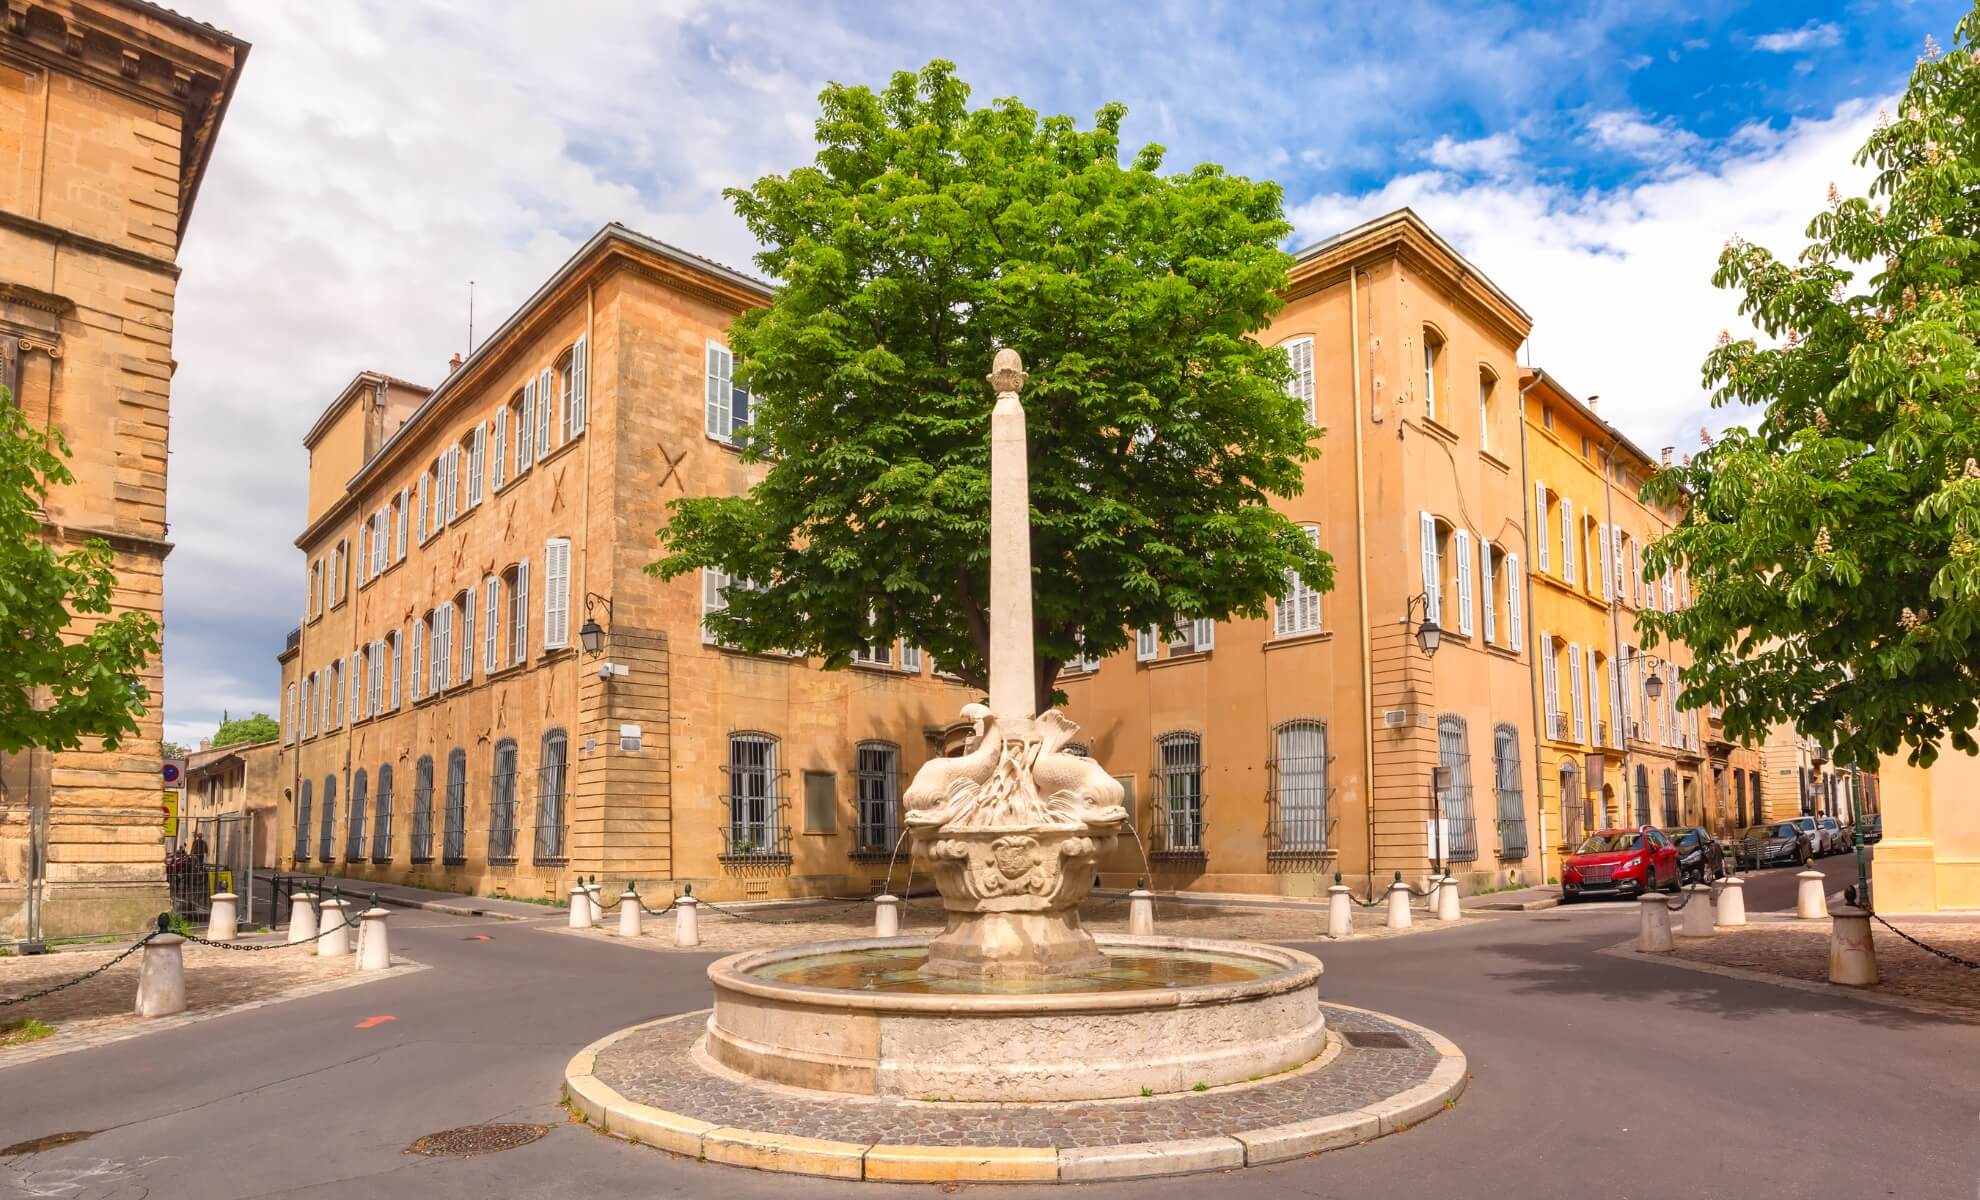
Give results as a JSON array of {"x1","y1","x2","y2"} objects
[{"x1": 3, "y1": 876, "x2": 1973, "y2": 1200}]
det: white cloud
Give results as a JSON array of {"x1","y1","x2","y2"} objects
[
  {"x1": 1422, "y1": 132, "x2": 1521, "y2": 176},
  {"x1": 1286, "y1": 98, "x2": 1886, "y2": 465},
  {"x1": 1755, "y1": 21, "x2": 1842, "y2": 53},
  {"x1": 1585, "y1": 109, "x2": 1701, "y2": 160}
]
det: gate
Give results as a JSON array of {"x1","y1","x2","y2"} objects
[{"x1": 171, "y1": 812, "x2": 257, "y2": 928}]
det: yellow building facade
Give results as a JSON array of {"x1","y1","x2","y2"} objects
[{"x1": 1875, "y1": 743, "x2": 1979, "y2": 912}]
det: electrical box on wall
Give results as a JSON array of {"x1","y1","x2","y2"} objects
[{"x1": 619, "y1": 723, "x2": 641, "y2": 752}]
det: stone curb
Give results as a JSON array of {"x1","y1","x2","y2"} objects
[
  {"x1": 1598, "y1": 939, "x2": 1980, "y2": 1024},
  {"x1": 559, "y1": 1007, "x2": 1468, "y2": 1182}
]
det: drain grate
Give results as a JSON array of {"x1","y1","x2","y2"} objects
[
  {"x1": 406, "y1": 1123, "x2": 548, "y2": 1157},
  {"x1": 1342, "y1": 1030, "x2": 1412, "y2": 1050},
  {"x1": 2, "y1": 1130, "x2": 94, "y2": 1156}
]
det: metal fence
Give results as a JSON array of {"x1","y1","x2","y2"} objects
[{"x1": 173, "y1": 812, "x2": 257, "y2": 928}]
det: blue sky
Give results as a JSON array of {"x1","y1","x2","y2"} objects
[{"x1": 158, "y1": 0, "x2": 1965, "y2": 744}]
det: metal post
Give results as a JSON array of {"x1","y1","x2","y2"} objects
[{"x1": 1849, "y1": 765, "x2": 1869, "y2": 909}]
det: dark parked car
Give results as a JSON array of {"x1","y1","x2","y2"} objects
[
  {"x1": 1561, "y1": 827, "x2": 1681, "y2": 902},
  {"x1": 1737, "y1": 822, "x2": 1813, "y2": 871},
  {"x1": 1859, "y1": 812, "x2": 1884, "y2": 844},
  {"x1": 1661, "y1": 826, "x2": 1726, "y2": 884}
]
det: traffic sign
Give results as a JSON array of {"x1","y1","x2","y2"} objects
[{"x1": 162, "y1": 762, "x2": 182, "y2": 786}]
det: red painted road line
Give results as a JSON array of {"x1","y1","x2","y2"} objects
[{"x1": 354, "y1": 1015, "x2": 396, "y2": 1029}]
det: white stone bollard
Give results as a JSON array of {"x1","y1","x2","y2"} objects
[
  {"x1": 316, "y1": 899, "x2": 351, "y2": 957},
  {"x1": 1434, "y1": 876, "x2": 1462, "y2": 921},
  {"x1": 1680, "y1": 884, "x2": 1715, "y2": 938},
  {"x1": 674, "y1": 895, "x2": 700, "y2": 947},
  {"x1": 1828, "y1": 905, "x2": 1880, "y2": 986},
  {"x1": 1637, "y1": 893, "x2": 1674, "y2": 953},
  {"x1": 286, "y1": 892, "x2": 319, "y2": 944},
  {"x1": 1796, "y1": 870, "x2": 1829, "y2": 920},
  {"x1": 569, "y1": 883, "x2": 594, "y2": 929},
  {"x1": 1715, "y1": 876, "x2": 1748, "y2": 927},
  {"x1": 135, "y1": 929, "x2": 187, "y2": 1017},
  {"x1": 618, "y1": 889, "x2": 643, "y2": 938},
  {"x1": 356, "y1": 905, "x2": 392, "y2": 971},
  {"x1": 207, "y1": 892, "x2": 239, "y2": 942},
  {"x1": 874, "y1": 894, "x2": 901, "y2": 937},
  {"x1": 587, "y1": 878, "x2": 605, "y2": 918},
  {"x1": 1327, "y1": 885, "x2": 1353, "y2": 939},
  {"x1": 1127, "y1": 890, "x2": 1155, "y2": 936},
  {"x1": 1386, "y1": 880, "x2": 1412, "y2": 929}
]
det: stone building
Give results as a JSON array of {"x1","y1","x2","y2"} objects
[
  {"x1": 180, "y1": 736, "x2": 282, "y2": 869},
  {"x1": 0, "y1": 0, "x2": 245, "y2": 937},
  {"x1": 275, "y1": 225, "x2": 972, "y2": 903},
  {"x1": 1061, "y1": 210, "x2": 1543, "y2": 897}
]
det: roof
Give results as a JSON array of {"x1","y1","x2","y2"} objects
[
  {"x1": 301, "y1": 370, "x2": 432, "y2": 451},
  {"x1": 1291, "y1": 208, "x2": 1532, "y2": 328},
  {"x1": 1519, "y1": 366, "x2": 1661, "y2": 471}
]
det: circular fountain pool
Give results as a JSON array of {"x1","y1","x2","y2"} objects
[{"x1": 704, "y1": 934, "x2": 1325, "y2": 1102}]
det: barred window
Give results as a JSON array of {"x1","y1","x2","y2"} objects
[
  {"x1": 318, "y1": 774, "x2": 337, "y2": 861},
  {"x1": 1155, "y1": 732, "x2": 1203, "y2": 853},
  {"x1": 1634, "y1": 765, "x2": 1652, "y2": 827},
  {"x1": 1270, "y1": 721, "x2": 1327, "y2": 852},
  {"x1": 1559, "y1": 758, "x2": 1584, "y2": 849},
  {"x1": 410, "y1": 755, "x2": 434, "y2": 862},
  {"x1": 443, "y1": 749, "x2": 467, "y2": 865},
  {"x1": 534, "y1": 729, "x2": 568, "y2": 863},
  {"x1": 295, "y1": 779, "x2": 313, "y2": 861},
  {"x1": 1662, "y1": 768, "x2": 1680, "y2": 827},
  {"x1": 1436, "y1": 715, "x2": 1478, "y2": 862},
  {"x1": 1494, "y1": 724, "x2": 1528, "y2": 858},
  {"x1": 347, "y1": 769, "x2": 368, "y2": 861},
  {"x1": 854, "y1": 741, "x2": 899, "y2": 854},
  {"x1": 372, "y1": 764, "x2": 394, "y2": 863},
  {"x1": 727, "y1": 733, "x2": 781, "y2": 855},
  {"x1": 489, "y1": 739, "x2": 519, "y2": 864}
]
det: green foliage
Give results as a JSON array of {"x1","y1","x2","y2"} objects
[
  {"x1": 0, "y1": 393, "x2": 160, "y2": 755},
  {"x1": 1641, "y1": 14, "x2": 1980, "y2": 767},
  {"x1": 650, "y1": 62, "x2": 1330, "y2": 709},
  {"x1": 161, "y1": 739, "x2": 189, "y2": 761},
  {"x1": 211, "y1": 712, "x2": 279, "y2": 748}
]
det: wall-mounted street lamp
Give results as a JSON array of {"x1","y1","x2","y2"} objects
[
  {"x1": 1402, "y1": 592, "x2": 1442, "y2": 658},
  {"x1": 1622, "y1": 649, "x2": 1664, "y2": 700},
  {"x1": 579, "y1": 593, "x2": 612, "y2": 656}
]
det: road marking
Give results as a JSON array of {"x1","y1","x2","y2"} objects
[
  {"x1": 355, "y1": 1015, "x2": 396, "y2": 1029},
  {"x1": 465, "y1": 934, "x2": 492, "y2": 941}
]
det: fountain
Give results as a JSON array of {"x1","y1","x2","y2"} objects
[{"x1": 702, "y1": 350, "x2": 1328, "y2": 1101}]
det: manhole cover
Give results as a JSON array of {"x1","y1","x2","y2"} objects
[
  {"x1": 406, "y1": 1123, "x2": 548, "y2": 1157},
  {"x1": 1342, "y1": 1030, "x2": 1412, "y2": 1050},
  {"x1": 2, "y1": 1130, "x2": 93, "y2": 1156}
]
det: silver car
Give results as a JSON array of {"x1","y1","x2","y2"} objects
[
  {"x1": 1819, "y1": 815, "x2": 1851, "y2": 854},
  {"x1": 1792, "y1": 815, "x2": 1824, "y2": 855}
]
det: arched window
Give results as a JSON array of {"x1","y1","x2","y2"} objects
[
  {"x1": 1421, "y1": 326, "x2": 1445, "y2": 423},
  {"x1": 1154, "y1": 731, "x2": 1204, "y2": 853},
  {"x1": 483, "y1": 575, "x2": 502, "y2": 672},
  {"x1": 854, "y1": 740, "x2": 900, "y2": 854},
  {"x1": 1271, "y1": 720, "x2": 1327, "y2": 853},
  {"x1": 347, "y1": 769, "x2": 368, "y2": 861},
  {"x1": 443, "y1": 749, "x2": 467, "y2": 865},
  {"x1": 372, "y1": 765, "x2": 394, "y2": 863},
  {"x1": 511, "y1": 385, "x2": 533, "y2": 475},
  {"x1": 318, "y1": 774, "x2": 337, "y2": 861},
  {"x1": 1280, "y1": 336, "x2": 1315, "y2": 424},
  {"x1": 1275, "y1": 524, "x2": 1323, "y2": 638},
  {"x1": 726, "y1": 733, "x2": 782, "y2": 856},
  {"x1": 560, "y1": 338, "x2": 588, "y2": 440},
  {"x1": 1662, "y1": 768, "x2": 1680, "y2": 827},
  {"x1": 1558, "y1": 757, "x2": 1583, "y2": 847},
  {"x1": 534, "y1": 729, "x2": 568, "y2": 863},
  {"x1": 1436, "y1": 715, "x2": 1478, "y2": 862},
  {"x1": 1634, "y1": 765, "x2": 1651, "y2": 826},
  {"x1": 1477, "y1": 366, "x2": 1497, "y2": 452},
  {"x1": 411, "y1": 755, "x2": 435, "y2": 862},
  {"x1": 1494, "y1": 725, "x2": 1527, "y2": 857},
  {"x1": 295, "y1": 780, "x2": 313, "y2": 862},
  {"x1": 503, "y1": 561, "x2": 529, "y2": 667},
  {"x1": 489, "y1": 739, "x2": 519, "y2": 864}
]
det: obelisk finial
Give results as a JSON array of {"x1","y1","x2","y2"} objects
[{"x1": 987, "y1": 349, "x2": 1033, "y2": 722}]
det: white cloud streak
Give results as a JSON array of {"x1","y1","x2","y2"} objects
[{"x1": 1755, "y1": 21, "x2": 1843, "y2": 53}]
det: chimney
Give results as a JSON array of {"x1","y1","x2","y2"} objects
[
  {"x1": 1660, "y1": 447, "x2": 1674, "y2": 466},
  {"x1": 199, "y1": 737, "x2": 211, "y2": 751},
  {"x1": 1586, "y1": 394, "x2": 1600, "y2": 410},
  {"x1": 448, "y1": 352, "x2": 463, "y2": 375}
]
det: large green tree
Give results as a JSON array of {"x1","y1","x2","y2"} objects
[
  {"x1": 0, "y1": 393, "x2": 160, "y2": 754},
  {"x1": 1641, "y1": 14, "x2": 1980, "y2": 768},
  {"x1": 651, "y1": 62, "x2": 1330, "y2": 712},
  {"x1": 212, "y1": 712, "x2": 279, "y2": 748}
]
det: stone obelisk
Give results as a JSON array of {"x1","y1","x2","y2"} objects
[{"x1": 987, "y1": 348, "x2": 1033, "y2": 722}]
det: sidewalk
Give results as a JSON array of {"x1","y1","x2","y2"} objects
[
  {"x1": 1465, "y1": 884, "x2": 1561, "y2": 911},
  {"x1": 303, "y1": 875, "x2": 561, "y2": 921}
]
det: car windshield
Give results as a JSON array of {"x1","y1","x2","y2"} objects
[
  {"x1": 1776, "y1": 825, "x2": 1801, "y2": 838},
  {"x1": 1577, "y1": 834, "x2": 1641, "y2": 853},
  {"x1": 1740, "y1": 826, "x2": 1773, "y2": 838},
  {"x1": 1663, "y1": 829, "x2": 1699, "y2": 846},
  {"x1": 1795, "y1": 817, "x2": 1816, "y2": 829},
  {"x1": 1821, "y1": 819, "x2": 1839, "y2": 829}
]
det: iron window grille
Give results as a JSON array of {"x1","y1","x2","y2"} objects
[
  {"x1": 1494, "y1": 724, "x2": 1528, "y2": 859},
  {"x1": 1267, "y1": 721, "x2": 1329, "y2": 855},
  {"x1": 372, "y1": 765, "x2": 394, "y2": 863},
  {"x1": 1634, "y1": 766, "x2": 1652, "y2": 826},
  {"x1": 294, "y1": 781, "x2": 312, "y2": 861},
  {"x1": 1559, "y1": 762, "x2": 1586, "y2": 848},
  {"x1": 533, "y1": 731, "x2": 569, "y2": 864},
  {"x1": 854, "y1": 741, "x2": 899, "y2": 855},
  {"x1": 489, "y1": 741, "x2": 520, "y2": 865},
  {"x1": 1436, "y1": 715, "x2": 1479, "y2": 862},
  {"x1": 722, "y1": 733, "x2": 789, "y2": 859},
  {"x1": 1662, "y1": 769, "x2": 1680, "y2": 827},
  {"x1": 1152, "y1": 732, "x2": 1205, "y2": 855},
  {"x1": 443, "y1": 750, "x2": 468, "y2": 865},
  {"x1": 410, "y1": 756, "x2": 434, "y2": 863},
  {"x1": 346, "y1": 770, "x2": 369, "y2": 861},
  {"x1": 318, "y1": 775, "x2": 337, "y2": 861}
]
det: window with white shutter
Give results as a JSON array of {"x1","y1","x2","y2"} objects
[
  {"x1": 395, "y1": 489, "x2": 408, "y2": 559},
  {"x1": 1454, "y1": 528, "x2": 1474, "y2": 636},
  {"x1": 1135, "y1": 626, "x2": 1158, "y2": 662},
  {"x1": 1586, "y1": 646, "x2": 1600, "y2": 747},
  {"x1": 1191, "y1": 618, "x2": 1215, "y2": 652},
  {"x1": 461, "y1": 588, "x2": 476, "y2": 684},
  {"x1": 1481, "y1": 544, "x2": 1497, "y2": 645},
  {"x1": 568, "y1": 335, "x2": 588, "y2": 437},
  {"x1": 899, "y1": 644, "x2": 922, "y2": 673},
  {"x1": 1541, "y1": 633, "x2": 1559, "y2": 738},
  {"x1": 1630, "y1": 541, "x2": 1642, "y2": 607},
  {"x1": 484, "y1": 577, "x2": 500, "y2": 671},
  {"x1": 1506, "y1": 553, "x2": 1523, "y2": 649},
  {"x1": 1276, "y1": 524, "x2": 1323, "y2": 637},
  {"x1": 1419, "y1": 512, "x2": 1441, "y2": 627},
  {"x1": 536, "y1": 367, "x2": 554, "y2": 455},
  {"x1": 1569, "y1": 642, "x2": 1585, "y2": 742},
  {"x1": 491, "y1": 409, "x2": 506, "y2": 490},
  {"x1": 1608, "y1": 657, "x2": 1622, "y2": 747},
  {"x1": 410, "y1": 619, "x2": 423, "y2": 701},
  {"x1": 1597, "y1": 522, "x2": 1612, "y2": 600},
  {"x1": 1561, "y1": 498, "x2": 1576, "y2": 585},
  {"x1": 414, "y1": 474, "x2": 426, "y2": 543},
  {"x1": 511, "y1": 561, "x2": 529, "y2": 664},
  {"x1": 543, "y1": 538, "x2": 571, "y2": 648},
  {"x1": 1535, "y1": 482, "x2": 1550, "y2": 572},
  {"x1": 390, "y1": 630, "x2": 401, "y2": 709},
  {"x1": 286, "y1": 683, "x2": 297, "y2": 743},
  {"x1": 519, "y1": 379, "x2": 536, "y2": 470},
  {"x1": 706, "y1": 341, "x2": 734, "y2": 441},
  {"x1": 1281, "y1": 337, "x2": 1315, "y2": 424},
  {"x1": 1663, "y1": 568, "x2": 1676, "y2": 611},
  {"x1": 468, "y1": 424, "x2": 486, "y2": 507}
]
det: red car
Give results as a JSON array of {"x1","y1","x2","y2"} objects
[{"x1": 1560, "y1": 826, "x2": 1681, "y2": 902}]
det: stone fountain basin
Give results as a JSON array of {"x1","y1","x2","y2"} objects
[{"x1": 704, "y1": 934, "x2": 1326, "y2": 1102}]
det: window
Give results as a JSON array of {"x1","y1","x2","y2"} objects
[
  {"x1": 1662, "y1": 768, "x2": 1680, "y2": 827},
  {"x1": 489, "y1": 739, "x2": 519, "y2": 863},
  {"x1": 484, "y1": 577, "x2": 501, "y2": 671},
  {"x1": 1155, "y1": 731, "x2": 1203, "y2": 853},
  {"x1": 1478, "y1": 368, "x2": 1496, "y2": 452},
  {"x1": 1634, "y1": 764, "x2": 1651, "y2": 826},
  {"x1": 1589, "y1": 647, "x2": 1605, "y2": 747},
  {"x1": 409, "y1": 618, "x2": 424, "y2": 701},
  {"x1": 428, "y1": 605, "x2": 450, "y2": 693},
  {"x1": 1421, "y1": 327, "x2": 1444, "y2": 424},
  {"x1": 318, "y1": 774, "x2": 337, "y2": 861},
  {"x1": 1559, "y1": 758, "x2": 1586, "y2": 847},
  {"x1": 1419, "y1": 512, "x2": 1444, "y2": 627},
  {"x1": 565, "y1": 336, "x2": 588, "y2": 439},
  {"x1": 1568, "y1": 641, "x2": 1585, "y2": 742},
  {"x1": 1480, "y1": 545, "x2": 1500, "y2": 645},
  {"x1": 705, "y1": 340, "x2": 752, "y2": 444},
  {"x1": 726, "y1": 733, "x2": 782, "y2": 855},
  {"x1": 507, "y1": 561, "x2": 529, "y2": 664},
  {"x1": 1167, "y1": 616, "x2": 1214, "y2": 655},
  {"x1": 1270, "y1": 721, "x2": 1327, "y2": 853},
  {"x1": 1542, "y1": 404, "x2": 1554, "y2": 429},
  {"x1": 396, "y1": 487, "x2": 408, "y2": 559},
  {"x1": 1275, "y1": 524, "x2": 1323, "y2": 637},
  {"x1": 543, "y1": 538, "x2": 571, "y2": 649},
  {"x1": 443, "y1": 749, "x2": 467, "y2": 865},
  {"x1": 1534, "y1": 482, "x2": 1551, "y2": 573},
  {"x1": 491, "y1": 404, "x2": 507, "y2": 490},
  {"x1": 410, "y1": 755, "x2": 434, "y2": 862},
  {"x1": 899, "y1": 645, "x2": 923, "y2": 674},
  {"x1": 536, "y1": 366, "x2": 554, "y2": 457},
  {"x1": 1560, "y1": 497, "x2": 1576, "y2": 585},
  {"x1": 1135, "y1": 626, "x2": 1158, "y2": 662},
  {"x1": 460, "y1": 586, "x2": 476, "y2": 685},
  {"x1": 295, "y1": 780, "x2": 312, "y2": 861},
  {"x1": 347, "y1": 769, "x2": 368, "y2": 860},
  {"x1": 388, "y1": 629, "x2": 401, "y2": 709},
  {"x1": 414, "y1": 473, "x2": 427, "y2": 543},
  {"x1": 466, "y1": 422, "x2": 486, "y2": 507},
  {"x1": 1436, "y1": 715, "x2": 1478, "y2": 862},
  {"x1": 1540, "y1": 632, "x2": 1562, "y2": 738},
  {"x1": 1505, "y1": 552, "x2": 1522, "y2": 649},
  {"x1": 701, "y1": 567, "x2": 760, "y2": 647},
  {"x1": 513, "y1": 384, "x2": 533, "y2": 474},
  {"x1": 371, "y1": 764, "x2": 393, "y2": 862},
  {"x1": 854, "y1": 741, "x2": 900, "y2": 854},
  {"x1": 1494, "y1": 725, "x2": 1527, "y2": 858},
  {"x1": 535, "y1": 730, "x2": 569, "y2": 863},
  {"x1": 285, "y1": 683, "x2": 297, "y2": 743},
  {"x1": 301, "y1": 674, "x2": 313, "y2": 738},
  {"x1": 1281, "y1": 336, "x2": 1315, "y2": 424},
  {"x1": 1454, "y1": 527, "x2": 1475, "y2": 637}
]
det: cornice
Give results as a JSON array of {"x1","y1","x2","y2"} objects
[
  {"x1": 0, "y1": 206, "x2": 181, "y2": 277},
  {"x1": 1286, "y1": 209, "x2": 1532, "y2": 348}
]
